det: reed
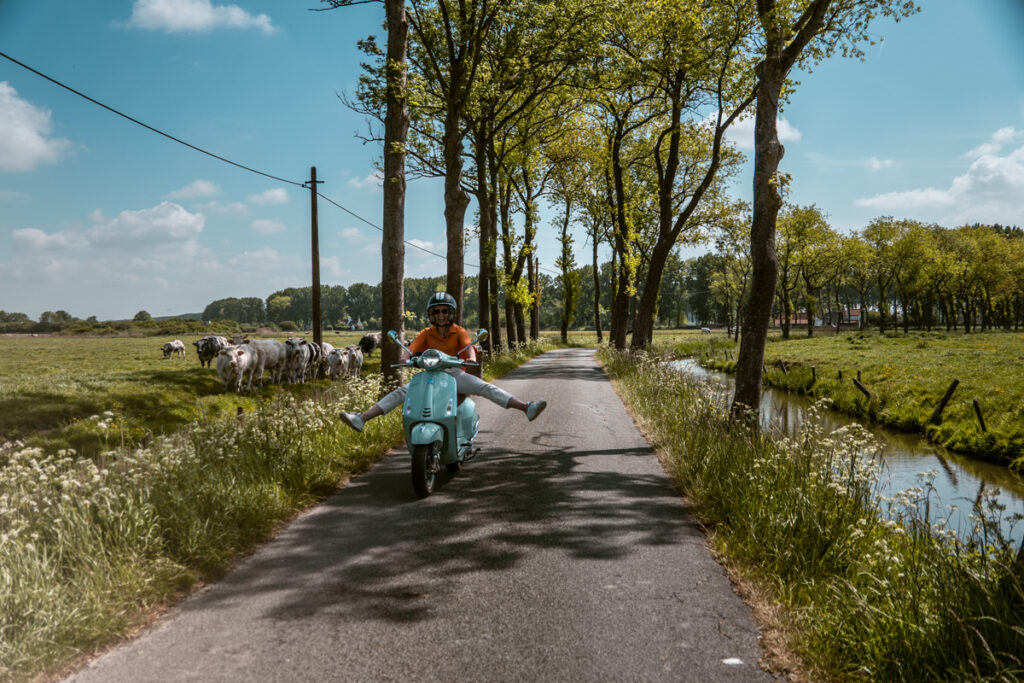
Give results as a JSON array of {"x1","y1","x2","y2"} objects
[{"x1": 599, "y1": 346, "x2": 1024, "y2": 681}]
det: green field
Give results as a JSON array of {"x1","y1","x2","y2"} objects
[
  {"x1": 0, "y1": 331, "x2": 372, "y2": 459},
  {"x1": 0, "y1": 332, "x2": 558, "y2": 680},
  {"x1": 690, "y1": 330, "x2": 1024, "y2": 466}
]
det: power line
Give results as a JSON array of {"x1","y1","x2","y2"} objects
[
  {"x1": 1, "y1": 50, "x2": 563, "y2": 277},
  {"x1": 0, "y1": 50, "x2": 304, "y2": 188}
]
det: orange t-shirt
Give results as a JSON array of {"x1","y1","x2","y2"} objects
[{"x1": 409, "y1": 324, "x2": 472, "y2": 359}]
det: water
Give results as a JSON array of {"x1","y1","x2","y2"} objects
[{"x1": 668, "y1": 359, "x2": 1024, "y2": 544}]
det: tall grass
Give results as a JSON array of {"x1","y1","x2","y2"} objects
[
  {"x1": 0, "y1": 337, "x2": 557, "y2": 681},
  {"x1": 599, "y1": 347, "x2": 1024, "y2": 681},
  {"x1": 690, "y1": 331, "x2": 1024, "y2": 466}
]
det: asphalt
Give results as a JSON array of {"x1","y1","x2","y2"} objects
[{"x1": 67, "y1": 348, "x2": 777, "y2": 682}]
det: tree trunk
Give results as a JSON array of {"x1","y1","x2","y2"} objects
[
  {"x1": 380, "y1": 0, "x2": 409, "y2": 388},
  {"x1": 443, "y1": 112, "x2": 470, "y2": 324},
  {"x1": 593, "y1": 228, "x2": 603, "y2": 343},
  {"x1": 733, "y1": 63, "x2": 785, "y2": 416},
  {"x1": 631, "y1": 236, "x2": 673, "y2": 349},
  {"x1": 474, "y1": 132, "x2": 492, "y2": 352},
  {"x1": 609, "y1": 131, "x2": 632, "y2": 350},
  {"x1": 529, "y1": 255, "x2": 539, "y2": 341}
]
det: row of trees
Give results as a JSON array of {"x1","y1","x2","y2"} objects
[
  {"x1": 700, "y1": 209, "x2": 1024, "y2": 338},
  {"x1": 324, "y1": 0, "x2": 918, "y2": 411}
]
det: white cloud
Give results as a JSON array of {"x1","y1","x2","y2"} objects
[
  {"x1": 195, "y1": 200, "x2": 251, "y2": 216},
  {"x1": 0, "y1": 189, "x2": 26, "y2": 202},
  {"x1": 856, "y1": 128, "x2": 1024, "y2": 224},
  {"x1": 124, "y1": 0, "x2": 276, "y2": 34},
  {"x1": 723, "y1": 114, "x2": 802, "y2": 150},
  {"x1": 407, "y1": 238, "x2": 438, "y2": 254},
  {"x1": 340, "y1": 227, "x2": 364, "y2": 241},
  {"x1": 865, "y1": 157, "x2": 896, "y2": 171},
  {"x1": 965, "y1": 126, "x2": 1019, "y2": 159},
  {"x1": 11, "y1": 228, "x2": 88, "y2": 250},
  {"x1": 247, "y1": 187, "x2": 288, "y2": 205},
  {"x1": 86, "y1": 201, "x2": 205, "y2": 247},
  {"x1": 347, "y1": 171, "x2": 383, "y2": 192},
  {"x1": 251, "y1": 218, "x2": 286, "y2": 234},
  {"x1": 167, "y1": 179, "x2": 220, "y2": 199},
  {"x1": 0, "y1": 82, "x2": 73, "y2": 172}
]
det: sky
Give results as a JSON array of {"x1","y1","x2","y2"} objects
[{"x1": 1, "y1": 0, "x2": 1023, "y2": 321}]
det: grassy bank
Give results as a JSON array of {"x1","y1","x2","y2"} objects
[
  {"x1": 0, "y1": 336, "x2": 556, "y2": 681},
  {"x1": 599, "y1": 346, "x2": 1024, "y2": 681},
  {"x1": 689, "y1": 331, "x2": 1024, "y2": 467}
]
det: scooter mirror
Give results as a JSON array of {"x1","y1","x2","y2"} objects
[
  {"x1": 387, "y1": 330, "x2": 398, "y2": 341},
  {"x1": 475, "y1": 329, "x2": 488, "y2": 343}
]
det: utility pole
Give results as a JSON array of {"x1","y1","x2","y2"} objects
[{"x1": 306, "y1": 167, "x2": 324, "y2": 347}]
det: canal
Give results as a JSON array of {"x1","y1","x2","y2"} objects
[{"x1": 669, "y1": 359, "x2": 1024, "y2": 544}]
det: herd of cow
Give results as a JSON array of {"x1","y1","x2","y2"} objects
[{"x1": 160, "y1": 332, "x2": 382, "y2": 393}]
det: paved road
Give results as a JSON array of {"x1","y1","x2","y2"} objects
[{"x1": 68, "y1": 348, "x2": 775, "y2": 682}]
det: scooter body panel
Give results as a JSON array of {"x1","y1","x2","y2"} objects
[{"x1": 403, "y1": 369, "x2": 469, "y2": 466}]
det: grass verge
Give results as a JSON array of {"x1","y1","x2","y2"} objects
[
  {"x1": 599, "y1": 345, "x2": 1024, "y2": 682},
  {"x1": 0, "y1": 337, "x2": 555, "y2": 682},
  {"x1": 686, "y1": 331, "x2": 1024, "y2": 467}
]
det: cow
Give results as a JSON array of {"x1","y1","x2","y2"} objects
[
  {"x1": 284, "y1": 337, "x2": 313, "y2": 383},
  {"x1": 345, "y1": 345, "x2": 364, "y2": 378},
  {"x1": 193, "y1": 335, "x2": 229, "y2": 368},
  {"x1": 314, "y1": 341, "x2": 335, "y2": 380},
  {"x1": 700, "y1": 327, "x2": 711, "y2": 335},
  {"x1": 216, "y1": 345, "x2": 256, "y2": 392},
  {"x1": 161, "y1": 339, "x2": 186, "y2": 359},
  {"x1": 358, "y1": 331, "x2": 382, "y2": 357},
  {"x1": 240, "y1": 338, "x2": 288, "y2": 386},
  {"x1": 326, "y1": 346, "x2": 349, "y2": 380}
]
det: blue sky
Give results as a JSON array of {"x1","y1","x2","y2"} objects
[{"x1": 1, "y1": 0, "x2": 1022, "y2": 321}]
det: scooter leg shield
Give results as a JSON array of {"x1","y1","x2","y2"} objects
[{"x1": 409, "y1": 422, "x2": 445, "y2": 447}]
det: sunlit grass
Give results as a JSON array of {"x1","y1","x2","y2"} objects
[
  {"x1": 599, "y1": 346, "x2": 1024, "y2": 681},
  {"x1": 0, "y1": 334, "x2": 553, "y2": 681},
  {"x1": 682, "y1": 331, "x2": 1024, "y2": 466}
]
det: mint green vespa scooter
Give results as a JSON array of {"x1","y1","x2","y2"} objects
[{"x1": 387, "y1": 329, "x2": 487, "y2": 498}]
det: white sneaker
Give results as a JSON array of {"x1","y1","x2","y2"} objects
[
  {"x1": 526, "y1": 400, "x2": 547, "y2": 422},
  {"x1": 340, "y1": 412, "x2": 364, "y2": 432}
]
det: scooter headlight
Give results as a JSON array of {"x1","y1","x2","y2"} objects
[{"x1": 419, "y1": 349, "x2": 442, "y2": 369}]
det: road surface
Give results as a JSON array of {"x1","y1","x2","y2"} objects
[{"x1": 68, "y1": 348, "x2": 775, "y2": 682}]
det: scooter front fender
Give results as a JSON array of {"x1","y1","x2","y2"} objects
[{"x1": 409, "y1": 422, "x2": 445, "y2": 446}]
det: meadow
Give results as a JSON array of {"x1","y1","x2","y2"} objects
[
  {"x1": 600, "y1": 346, "x2": 1024, "y2": 681},
  {"x1": 0, "y1": 332, "x2": 557, "y2": 680},
  {"x1": 687, "y1": 330, "x2": 1024, "y2": 468}
]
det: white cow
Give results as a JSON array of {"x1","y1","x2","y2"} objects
[
  {"x1": 345, "y1": 345, "x2": 364, "y2": 378},
  {"x1": 240, "y1": 338, "x2": 288, "y2": 386},
  {"x1": 284, "y1": 337, "x2": 313, "y2": 383},
  {"x1": 216, "y1": 345, "x2": 256, "y2": 392},
  {"x1": 161, "y1": 339, "x2": 186, "y2": 359},
  {"x1": 326, "y1": 346, "x2": 349, "y2": 380},
  {"x1": 700, "y1": 327, "x2": 711, "y2": 335},
  {"x1": 315, "y1": 341, "x2": 335, "y2": 380}
]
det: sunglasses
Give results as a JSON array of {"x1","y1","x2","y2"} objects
[{"x1": 429, "y1": 308, "x2": 452, "y2": 316}]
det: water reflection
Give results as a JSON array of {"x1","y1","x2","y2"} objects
[{"x1": 668, "y1": 360, "x2": 1024, "y2": 544}]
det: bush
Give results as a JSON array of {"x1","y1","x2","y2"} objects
[{"x1": 279, "y1": 321, "x2": 298, "y2": 332}]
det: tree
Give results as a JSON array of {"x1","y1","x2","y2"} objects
[
  {"x1": 733, "y1": 0, "x2": 918, "y2": 416},
  {"x1": 133, "y1": 310, "x2": 152, "y2": 322}
]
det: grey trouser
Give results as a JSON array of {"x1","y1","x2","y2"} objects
[{"x1": 375, "y1": 368, "x2": 513, "y2": 414}]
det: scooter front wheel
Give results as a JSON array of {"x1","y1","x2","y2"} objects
[{"x1": 411, "y1": 441, "x2": 441, "y2": 498}]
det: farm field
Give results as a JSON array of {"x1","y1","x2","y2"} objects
[
  {"x1": 0, "y1": 331, "x2": 372, "y2": 459},
  {"x1": 692, "y1": 330, "x2": 1024, "y2": 467}
]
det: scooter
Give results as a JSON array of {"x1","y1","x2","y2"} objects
[{"x1": 386, "y1": 328, "x2": 488, "y2": 498}]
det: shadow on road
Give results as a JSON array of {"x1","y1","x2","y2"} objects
[{"x1": 186, "y1": 440, "x2": 700, "y2": 627}]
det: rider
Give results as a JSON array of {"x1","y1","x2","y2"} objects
[{"x1": 339, "y1": 291, "x2": 547, "y2": 432}]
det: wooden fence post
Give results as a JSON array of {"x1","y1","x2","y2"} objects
[
  {"x1": 973, "y1": 399, "x2": 987, "y2": 432},
  {"x1": 928, "y1": 379, "x2": 960, "y2": 425},
  {"x1": 853, "y1": 377, "x2": 872, "y2": 399}
]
